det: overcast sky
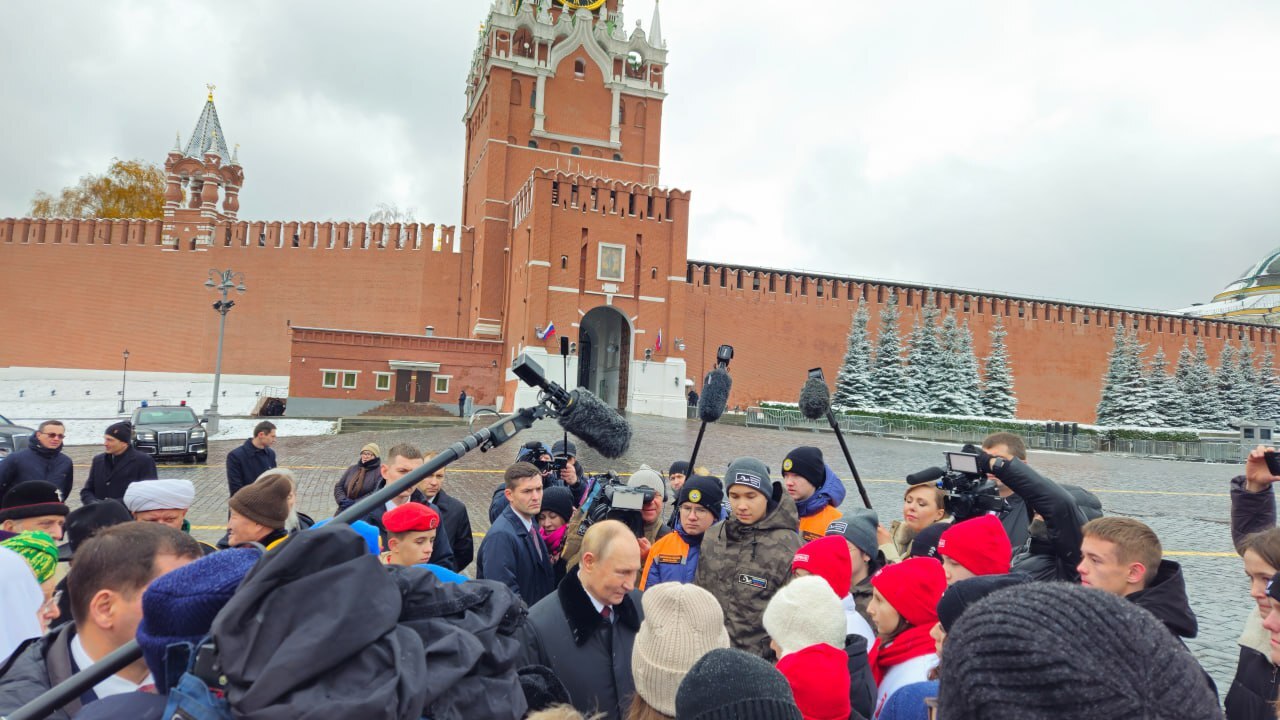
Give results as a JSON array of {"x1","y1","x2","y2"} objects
[{"x1": 4, "y1": 1, "x2": 1279, "y2": 311}]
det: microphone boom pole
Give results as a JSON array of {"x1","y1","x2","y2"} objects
[
  {"x1": 827, "y1": 406, "x2": 872, "y2": 509},
  {"x1": 801, "y1": 370, "x2": 871, "y2": 509}
]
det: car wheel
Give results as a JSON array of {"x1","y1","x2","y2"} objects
[{"x1": 196, "y1": 453, "x2": 208, "y2": 464}]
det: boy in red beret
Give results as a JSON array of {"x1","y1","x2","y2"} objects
[{"x1": 382, "y1": 502, "x2": 441, "y2": 567}]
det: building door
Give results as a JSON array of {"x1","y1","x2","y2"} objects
[
  {"x1": 395, "y1": 370, "x2": 413, "y2": 403},
  {"x1": 578, "y1": 306, "x2": 630, "y2": 411},
  {"x1": 414, "y1": 371, "x2": 432, "y2": 403}
]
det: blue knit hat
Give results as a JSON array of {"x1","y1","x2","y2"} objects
[{"x1": 137, "y1": 548, "x2": 260, "y2": 692}]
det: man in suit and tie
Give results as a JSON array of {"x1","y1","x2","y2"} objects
[{"x1": 477, "y1": 462, "x2": 556, "y2": 605}]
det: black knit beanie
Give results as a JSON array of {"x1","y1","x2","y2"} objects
[
  {"x1": 676, "y1": 648, "x2": 802, "y2": 720},
  {"x1": 936, "y1": 573, "x2": 1029, "y2": 632},
  {"x1": 938, "y1": 583, "x2": 1221, "y2": 720},
  {"x1": 105, "y1": 421, "x2": 132, "y2": 444},
  {"x1": 781, "y1": 446, "x2": 825, "y2": 489}
]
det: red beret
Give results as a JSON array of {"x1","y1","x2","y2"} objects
[{"x1": 383, "y1": 503, "x2": 440, "y2": 533}]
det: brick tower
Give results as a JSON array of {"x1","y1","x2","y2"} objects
[
  {"x1": 163, "y1": 86, "x2": 244, "y2": 250},
  {"x1": 463, "y1": 0, "x2": 690, "y2": 414}
]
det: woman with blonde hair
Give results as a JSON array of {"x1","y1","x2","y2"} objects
[{"x1": 879, "y1": 484, "x2": 948, "y2": 562}]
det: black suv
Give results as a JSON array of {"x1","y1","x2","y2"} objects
[
  {"x1": 0, "y1": 413, "x2": 35, "y2": 456},
  {"x1": 131, "y1": 405, "x2": 208, "y2": 463}
]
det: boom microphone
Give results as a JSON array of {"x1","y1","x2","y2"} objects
[
  {"x1": 511, "y1": 353, "x2": 631, "y2": 458},
  {"x1": 799, "y1": 377, "x2": 830, "y2": 420},
  {"x1": 557, "y1": 388, "x2": 632, "y2": 458},
  {"x1": 698, "y1": 368, "x2": 732, "y2": 423},
  {"x1": 906, "y1": 466, "x2": 946, "y2": 485}
]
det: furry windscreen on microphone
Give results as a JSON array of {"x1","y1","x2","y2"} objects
[
  {"x1": 697, "y1": 368, "x2": 732, "y2": 423},
  {"x1": 798, "y1": 377, "x2": 831, "y2": 420},
  {"x1": 559, "y1": 388, "x2": 632, "y2": 458}
]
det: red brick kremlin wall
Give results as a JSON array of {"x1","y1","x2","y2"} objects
[
  {"x1": 0, "y1": 217, "x2": 471, "y2": 377},
  {"x1": 683, "y1": 262, "x2": 1278, "y2": 423}
]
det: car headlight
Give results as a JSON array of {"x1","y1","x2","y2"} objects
[
  {"x1": 137, "y1": 432, "x2": 156, "y2": 441},
  {"x1": 190, "y1": 430, "x2": 206, "y2": 439}
]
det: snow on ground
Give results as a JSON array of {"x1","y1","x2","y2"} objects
[{"x1": 0, "y1": 367, "x2": 336, "y2": 445}]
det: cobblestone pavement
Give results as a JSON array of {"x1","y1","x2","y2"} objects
[{"x1": 61, "y1": 415, "x2": 1253, "y2": 691}]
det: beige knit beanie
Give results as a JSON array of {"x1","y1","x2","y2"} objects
[{"x1": 631, "y1": 583, "x2": 730, "y2": 716}]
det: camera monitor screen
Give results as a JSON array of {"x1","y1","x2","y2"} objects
[{"x1": 945, "y1": 452, "x2": 980, "y2": 475}]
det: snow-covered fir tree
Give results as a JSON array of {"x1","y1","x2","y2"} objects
[
  {"x1": 1145, "y1": 347, "x2": 1179, "y2": 427},
  {"x1": 1096, "y1": 324, "x2": 1132, "y2": 425},
  {"x1": 833, "y1": 304, "x2": 875, "y2": 410},
  {"x1": 903, "y1": 296, "x2": 943, "y2": 412},
  {"x1": 1237, "y1": 339, "x2": 1259, "y2": 420},
  {"x1": 870, "y1": 294, "x2": 911, "y2": 410},
  {"x1": 1171, "y1": 343, "x2": 1196, "y2": 427},
  {"x1": 1113, "y1": 329, "x2": 1162, "y2": 427},
  {"x1": 1181, "y1": 338, "x2": 1226, "y2": 429},
  {"x1": 934, "y1": 313, "x2": 982, "y2": 415},
  {"x1": 1259, "y1": 349, "x2": 1280, "y2": 424},
  {"x1": 1217, "y1": 343, "x2": 1250, "y2": 425},
  {"x1": 981, "y1": 318, "x2": 1017, "y2": 418},
  {"x1": 957, "y1": 321, "x2": 985, "y2": 414}
]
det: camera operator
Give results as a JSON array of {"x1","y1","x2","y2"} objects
[
  {"x1": 551, "y1": 439, "x2": 590, "y2": 504},
  {"x1": 976, "y1": 437, "x2": 1089, "y2": 582},
  {"x1": 562, "y1": 465, "x2": 672, "y2": 574}
]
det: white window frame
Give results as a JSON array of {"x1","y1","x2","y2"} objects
[
  {"x1": 434, "y1": 375, "x2": 452, "y2": 395},
  {"x1": 341, "y1": 371, "x2": 359, "y2": 389},
  {"x1": 321, "y1": 370, "x2": 339, "y2": 388},
  {"x1": 374, "y1": 372, "x2": 392, "y2": 392}
]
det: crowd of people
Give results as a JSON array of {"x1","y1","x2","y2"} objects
[{"x1": 0, "y1": 419, "x2": 1274, "y2": 719}]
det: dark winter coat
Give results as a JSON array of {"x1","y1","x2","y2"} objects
[
  {"x1": 389, "y1": 565, "x2": 529, "y2": 719},
  {"x1": 998, "y1": 492, "x2": 1032, "y2": 549},
  {"x1": 1226, "y1": 611, "x2": 1280, "y2": 720},
  {"x1": 431, "y1": 489, "x2": 474, "y2": 572},
  {"x1": 477, "y1": 505, "x2": 557, "y2": 605},
  {"x1": 209, "y1": 524, "x2": 431, "y2": 719},
  {"x1": 522, "y1": 567, "x2": 644, "y2": 720},
  {"x1": 333, "y1": 456, "x2": 382, "y2": 511},
  {"x1": 1230, "y1": 475, "x2": 1275, "y2": 549},
  {"x1": 80, "y1": 447, "x2": 158, "y2": 504},
  {"x1": 0, "y1": 623, "x2": 79, "y2": 720},
  {"x1": 999, "y1": 458, "x2": 1087, "y2": 582},
  {"x1": 845, "y1": 632, "x2": 878, "y2": 720},
  {"x1": 0, "y1": 434, "x2": 74, "y2": 502},
  {"x1": 695, "y1": 485, "x2": 801, "y2": 660},
  {"x1": 226, "y1": 438, "x2": 277, "y2": 498},
  {"x1": 364, "y1": 493, "x2": 457, "y2": 571},
  {"x1": 1127, "y1": 559, "x2": 1198, "y2": 641}
]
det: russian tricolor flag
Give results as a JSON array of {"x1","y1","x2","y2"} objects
[{"x1": 537, "y1": 322, "x2": 556, "y2": 340}]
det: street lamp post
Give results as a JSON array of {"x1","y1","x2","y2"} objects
[
  {"x1": 205, "y1": 269, "x2": 246, "y2": 435},
  {"x1": 117, "y1": 349, "x2": 130, "y2": 414}
]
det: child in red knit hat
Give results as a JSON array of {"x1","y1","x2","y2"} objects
[
  {"x1": 937, "y1": 514, "x2": 1012, "y2": 586},
  {"x1": 867, "y1": 556, "x2": 946, "y2": 718}
]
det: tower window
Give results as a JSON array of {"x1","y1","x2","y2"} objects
[
  {"x1": 528, "y1": 140, "x2": 538, "y2": 148},
  {"x1": 574, "y1": 59, "x2": 586, "y2": 77},
  {"x1": 571, "y1": 146, "x2": 582, "y2": 155},
  {"x1": 619, "y1": 99, "x2": 626, "y2": 124},
  {"x1": 561, "y1": 255, "x2": 568, "y2": 269},
  {"x1": 530, "y1": 87, "x2": 537, "y2": 109},
  {"x1": 613, "y1": 153, "x2": 623, "y2": 161}
]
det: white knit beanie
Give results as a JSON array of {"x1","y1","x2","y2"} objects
[
  {"x1": 762, "y1": 575, "x2": 846, "y2": 658},
  {"x1": 631, "y1": 583, "x2": 731, "y2": 716}
]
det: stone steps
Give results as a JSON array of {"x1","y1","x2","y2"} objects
[{"x1": 336, "y1": 416, "x2": 467, "y2": 433}]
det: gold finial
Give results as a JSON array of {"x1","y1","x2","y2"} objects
[{"x1": 206, "y1": 83, "x2": 216, "y2": 101}]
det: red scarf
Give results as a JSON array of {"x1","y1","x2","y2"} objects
[{"x1": 868, "y1": 625, "x2": 936, "y2": 685}]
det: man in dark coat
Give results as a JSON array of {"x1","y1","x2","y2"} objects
[
  {"x1": 0, "y1": 420, "x2": 74, "y2": 502},
  {"x1": 523, "y1": 520, "x2": 644, "y2": 720},
  {"x1": 80, "y1": 422, "x2": 157, "y2": 504},
  {"x1": 225, "y1": 421, "x2": 277, "y2": 498},
  {"x1": 478, "y1": 462, "x2": 556, "y2": 605},
  {"x1": 416, "y1": 460, "x2": 474, "y2": 572}
]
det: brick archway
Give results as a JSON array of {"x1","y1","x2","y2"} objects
[{"x1": 579, "y1": 305, "x2": 630, "y2": 411}]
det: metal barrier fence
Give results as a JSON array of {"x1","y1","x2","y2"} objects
[{"x1": 744, "y1": 406, "x2": 1247, "y2": 464}]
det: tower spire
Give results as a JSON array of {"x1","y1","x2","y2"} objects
[{"x1": 649, "y1": 0, "x2": 663, "y2": 47}]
